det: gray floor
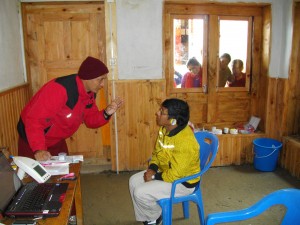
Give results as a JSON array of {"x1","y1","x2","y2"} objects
[{"x1": 81, "y1": 165, "x2": 300, "y2": 225}]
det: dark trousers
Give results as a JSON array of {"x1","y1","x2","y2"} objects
[{"x1": 18, "y1": 136, "x2": 69, "y2": 158}]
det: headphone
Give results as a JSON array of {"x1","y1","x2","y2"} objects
[{"x1": 170, "y1": 118, "x2": 177, "y2": 125}]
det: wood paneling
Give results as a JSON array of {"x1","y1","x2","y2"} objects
[
  {"x1": 0, "y1": 84, "x2": 30, "y2": 156},
  {"x1": 255, "y1": 5, "x2": 271, "y2": 132},
  {"x1": 109, "y1": 80, "x2": 166, "y2": 171},
  {"x1": 265, "y1": 3, "x2": 300, "y2": 140},
  {"x1": 265, "y1": 78, "x2": 288, "y2": 140},
  {"x1": 285, "y1": 2, "x2": 300, "y2": 136},
  {"x1": 164, "y1": 3, "x2": 264, "y2": 16},
  {"x1": 276, "y1": 3, "x2": 300, "y2": 177},
  {"x1": 280, "y1": 136, "x2": 300, "y2": 179},
  {"x1": 214, "y1": 133, "x2": 266, "y2": 166}
]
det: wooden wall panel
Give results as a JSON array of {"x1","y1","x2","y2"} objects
[
  {"x1": 285, "y1": 2, "x2": 300, "y2": 135},
  {"x1": 265, "y1": 78, "x2": 288, "y2": 140},
  {"x1": 109, "y1": 80, "x2": 166, "y2": 171},
  {"x1": 215, "y1": 92, "x2": 251, "y2": 124},
  {"x1": 280, "y1": 136, "x2": 300, "y2": 179},
  {"x1": 256, "y1": 5, "x2": 271, "y2": 132},
  {"x1": 277, "y1": 2, "x2": 300, "y2": 177},
  {"x1": 214, "y1": 133, "x2": 266, "y2": 166},
  {"x1": 0, "y1": 84, "x2": 30, "y2": 156}
]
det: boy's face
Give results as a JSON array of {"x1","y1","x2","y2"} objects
[
  {"x1": 156, "y1": 107, "x2": 170, "y2": 126},
  {"x1": 220, "y1": 57, "x2": 229, "y2": 69}
]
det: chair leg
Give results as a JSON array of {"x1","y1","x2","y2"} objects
[
  {"x1": 182, "y1": 201, "x2": 190, "y2": 218},
  {"x1": 159, "y1": 201, "x2": 172, "y2": 225},
  {"x1": 196, "y1": 202, "x2": 205, "y2": 225}
]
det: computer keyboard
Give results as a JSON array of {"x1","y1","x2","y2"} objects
[{"x1": 18, "y1": 183, "x2": 54, "y2": 211}]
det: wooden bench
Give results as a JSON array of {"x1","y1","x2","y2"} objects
[
  {"x1": 280, "y1": 135, "x2": 300, "y2": 179},
  {"x1": 212, "y1": 132, "x2": 266, "y2": 167}
]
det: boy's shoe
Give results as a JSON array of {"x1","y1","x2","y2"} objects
[
  {"x1": 143, "y1": 215, "x2": 162, "y2": 225},
  {"x1": 143, "y1": 221, "x2": 156, "y2": 225},
  {"x1": 156, "y1": 215, "x2": 162, "y2": 225}
]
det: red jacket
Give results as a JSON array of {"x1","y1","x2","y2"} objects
[
  {"x1": 18, "y1": 74, "x2": 109, "y2": 152},
  {"x1": 181, "y1": 70, "x2": 202, "y2": 88}
]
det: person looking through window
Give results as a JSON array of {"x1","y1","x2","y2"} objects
[
  {"x1": 228, "y1": 59, "x2": 246, "y2": 87},
  {"x1": 219, "y1": 53, "x2": 234, "y2": 87},
  {"x1": 181, "y1": 57, "x2": 202, "y2": 88}
]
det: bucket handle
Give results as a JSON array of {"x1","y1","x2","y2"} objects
[{"x1": 254, "y1": 146, "x2": 277, "y2": 159}]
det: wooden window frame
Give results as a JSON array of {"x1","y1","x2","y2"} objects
[
  {"x1": 164, "y1": 3, "x2": 264, "y2": 96},
  {"x1": 168, "y1": 14, "x2": 208, "y2": 94},
  {"x1": 216, "y1": 16, "x2": 253, "y2": 92}
]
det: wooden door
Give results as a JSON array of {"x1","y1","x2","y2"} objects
[{"x1": 22, "y1": 2, "x2": 110, "y2": 159}]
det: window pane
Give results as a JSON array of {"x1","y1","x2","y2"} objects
[
  {"x1": 173, "y1": 18, "x2": 204, "y2": 88},
  {"x1": 219, "y1": 19, "x2": 249, "y2": 88}
]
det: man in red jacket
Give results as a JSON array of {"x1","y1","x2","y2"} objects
[{"x1": 17, "y1": 56, "x2": 123, "y2": 161}]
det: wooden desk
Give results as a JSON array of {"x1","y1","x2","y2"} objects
[{"x1": 2, "y1": 163, "x2": 84, "y2": 225}]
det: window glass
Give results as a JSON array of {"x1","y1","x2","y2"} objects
[
  {"x1": 218, "y1": 17, "x2": 252, "y2": 89},
  {"x1": 173, "y1": 18, "x2": 205, "y2": 89}
]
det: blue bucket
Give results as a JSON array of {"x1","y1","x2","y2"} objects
[{"x1": 253, "y1": 138, "x2": 282, "y2": 172}]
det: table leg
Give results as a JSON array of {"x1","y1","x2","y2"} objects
[{"x1": 75, "y1": 174, "x2": 84, "y2": 225}]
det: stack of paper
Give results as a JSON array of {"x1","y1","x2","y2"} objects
[
  {"x1": 40, "y1": 161, "x2": 69, "y2": 176},
  {"x1": 39, "y1": 155, "x2": 83, "y2": 175},
  {"x1": 50, "y1": 155, "x2": 84, "y2": 163}
]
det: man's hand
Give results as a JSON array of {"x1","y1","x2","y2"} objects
[
  {"x1": 34, "y1": 150, "x2": 52, "y2": 161},
  {"x1": 143, "y1": 169, "x2": 156, "y2": 182},
  {"x1": 105, "y1": 97, "x2": 124, "y2": 116}
]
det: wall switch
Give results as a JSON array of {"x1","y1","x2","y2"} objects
[{"x1": 110, "y1": 58, "x2": 117, "y2": 66}]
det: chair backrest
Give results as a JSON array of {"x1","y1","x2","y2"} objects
[
  {"x1": 206, "y1": 188, "x2": 300, "y2": 225},
  {"x1": 194, "y1": 131, "x2": 219, "y2": 173}
]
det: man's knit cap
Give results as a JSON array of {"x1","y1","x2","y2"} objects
[{"x1": 78, "y1": 56, "x2": 109, "y2": 80}]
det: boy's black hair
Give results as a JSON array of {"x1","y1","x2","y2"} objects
[
  {"x1": 162, "y1": 98, "x2": 189, "y2": 126},
  {"x1": 220, "y1": 53, "x2": 231, "y2": 62}
]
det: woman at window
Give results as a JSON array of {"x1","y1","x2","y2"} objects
[
  {"x1": 228, "y1": 59, "x2": 246, "y2": 87},
  {"x1": 181, "y1": 57, "x2": 202, "y2": 88}
]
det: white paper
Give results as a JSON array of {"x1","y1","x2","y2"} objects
[
  {"x1": 44, "y1": 155, "x2": 84, "y2": 164},
  {"x1": 43, "y1": 162, "x2": 69, "y2": 176},
  {"x1": 248, "y1": 116, "x2": 261, "y2": 130}
]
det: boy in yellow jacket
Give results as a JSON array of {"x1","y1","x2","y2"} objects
[{"x1": 129, "y1": 98, "x2": 200, "y2": 225}]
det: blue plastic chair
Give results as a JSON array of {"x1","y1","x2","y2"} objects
[
  {"x1": 206, "y1": 188, "x2": 300, "y2": 225},
  {"x1": 157, "y1": 131, "x2": 219, "y2": 225}
]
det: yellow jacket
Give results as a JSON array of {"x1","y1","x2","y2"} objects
[{"x1": 149, "y1": 125, "x2": 200, "y2": 184}]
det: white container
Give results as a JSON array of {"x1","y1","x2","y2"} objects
[
  {"x1": 212, "y1": 126, "x2": 217, "y2": 133},
  {"x1": 230, "y1": 128, "x2": 238, "y2": 135},
  {"x1": 215, "y1": 129, "x2": 222, "y2": 135},
  {"x1": 223, "y1": 127, "x2": 229, "y2": 134},
  {"x1": 58, "y1": 152, "x2": 67, "y2": 161}
]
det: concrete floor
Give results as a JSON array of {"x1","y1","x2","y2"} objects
[{"x1": 81, "y1": 165, "x2": 300, "y2": 225}]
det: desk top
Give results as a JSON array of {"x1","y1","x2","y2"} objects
[{"x1": 2, "y1": 163, "x2": 81, "y2": 225}]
